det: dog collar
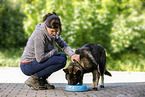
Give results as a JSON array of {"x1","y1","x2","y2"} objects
[{"x1": 73, "y1": 60, "x2": 88, "y2": 73}]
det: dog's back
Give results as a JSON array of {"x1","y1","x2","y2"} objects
[{"x1": 76, "y1": 43, "x2": 107, "y2": 75}]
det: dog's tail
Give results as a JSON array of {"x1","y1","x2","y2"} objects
[{"x1": 104, "y1": 70, "x2": 112, "y2": 77}]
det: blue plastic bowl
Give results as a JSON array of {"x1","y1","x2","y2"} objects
[{"x1": 65, "y1": 84, "x2": 88, "y2": 91}]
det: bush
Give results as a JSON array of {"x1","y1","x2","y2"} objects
[
  {"x1": 23, "y1": 0, "x2": 145, "y2": 56},
  {"x1": 1, "y1": 0, "x2": 144, "y2": 71},
  {"x1": 110, "y1": 0, "x2": 145, "y2": 55},
  {"x1": 0, "y1": 0, "x2": 27, "y2": 48}
]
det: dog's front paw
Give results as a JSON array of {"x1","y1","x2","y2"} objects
[
  {"x1": 100, "y1": 85, "x2": 104, "y2": 88},
  {"x1": 92, "y1": 87, "x2": 98, "y2": 91}
]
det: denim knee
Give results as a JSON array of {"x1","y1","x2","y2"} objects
[
  {"x1": 55, "y1": 53, "x2": 67, "y2": 60},
  {"x1": 61, "y1": 58, "x2": 67, "y2": 68},
  {"x1": 60, "y1": 53, "x2": 67, "y2": 60},
  {"x1": 60, "y1": 56, "x2": 67, "y2": 67}
]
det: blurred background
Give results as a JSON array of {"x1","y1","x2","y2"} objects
[{"x1": 0, "y1": 0, "x2": 145, "y2": 72}]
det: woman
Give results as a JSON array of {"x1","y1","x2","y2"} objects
[{"x1": 20, "y1": 12, "x2": 80, "y2": 90}]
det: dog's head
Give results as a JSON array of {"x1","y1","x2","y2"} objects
[{"x1": 63, "y1": 62, "x2": 83, "y2": 85}]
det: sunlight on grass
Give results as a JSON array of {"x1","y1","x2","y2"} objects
[
  {"x1": 107, "y1": 53, "x2": 145, "y2": 72},
  {"x1": 0, "y1": 47, "x2": 24, "y2": 67}
]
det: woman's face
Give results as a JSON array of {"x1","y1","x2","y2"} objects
[{"x1": 45, "y1": 24, "x2": 59, "y2": 37}]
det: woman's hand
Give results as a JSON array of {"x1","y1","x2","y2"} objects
[{"x1": 71, "y1": 54, "x2": 80, "y2": 63}]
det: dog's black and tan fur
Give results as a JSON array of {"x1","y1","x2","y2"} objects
[{"x1": 63, "y1": 43, "x2": 112, "y2": 90}]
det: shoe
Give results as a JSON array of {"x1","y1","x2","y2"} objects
[
  {"x1": 38, "y1": 78, "x2": 48, "y2": 90},
  {"x1": 44, "y1": 80, "x2": 55, "y2": 89},
  {"x1": 40, "y1": 78, "x2": 55, "y2": 89},
  {"x1": 25, "y1": 75, "x2": 47, "y2": 90}
]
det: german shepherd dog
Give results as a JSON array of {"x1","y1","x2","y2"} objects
[{"x1": 63, "y1": 43, "x2": 112, "y2": 90}]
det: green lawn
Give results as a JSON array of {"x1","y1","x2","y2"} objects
[
  {"x1": 0, "y1": 47, "x2": 24, "y2": 67},
  {"x1": 0, "y1": 47, "x2": 145, "y2": 72},
  {"x1": 106, "y1": 53, "x2": 145, "y2": 72}
]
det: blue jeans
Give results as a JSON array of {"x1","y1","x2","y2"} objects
[{"x1": 20, "y1": 53, "x2": 67, "y2": 78}]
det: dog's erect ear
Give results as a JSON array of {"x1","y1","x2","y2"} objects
[{"x1": 63, "y1": 68, "x2": 69, "y2": 74}]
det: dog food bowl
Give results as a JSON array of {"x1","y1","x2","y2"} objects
[{"x1": 65, "y1": 84, "x2": 88, "y2": 91}]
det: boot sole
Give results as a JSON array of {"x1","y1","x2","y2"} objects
[
  {"x1": 25, "y1": 81, "x2": 38, "y2": 90},
  {"x1": 25, "y1": 81, "x2": 48, "y2": 90}
]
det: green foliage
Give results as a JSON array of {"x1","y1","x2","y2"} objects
[
  {"x1": 110, "y1": 0, "x2": 145, "y2": 54},
  {"x1": 0, "y1": 0, "x2": 145, "y2": 71},
  {"x1": 23, "y1": 0, "x2": 49, "y2": 37},
  {"x1": 0, "y1": 0, "x2": 27, "y2": 48},
  {"x1": 23, "y1": 0, "x2": 145, "y2": 56},
  {"x1": 107, "y1": 53, "x2": 145, "y2": 72},
  {"x1": 67, "y1": 0, "x2": 118, "y2": 49}
]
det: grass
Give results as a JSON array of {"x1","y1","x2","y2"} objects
[
  {"x1": 0, "y1": 47, "x2": 145, "y2": 72},
  {"x1": 106, "y1": 53, "x2": 145, "y2": 72},
  {"x1": 0, "y1": 47, "x2": 24, "y2": 67}
]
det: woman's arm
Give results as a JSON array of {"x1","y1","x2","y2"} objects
[
  {"x1": 55, "y1": 36, "x2": 80, "y2": 62},
  {"x1": 55, "y1": 36, "x2": 75, "y2": 57},
  {"x1": 34, "y1": 35, "x2": 58, "y2": 63}
]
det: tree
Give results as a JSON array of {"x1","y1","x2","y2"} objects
[
  {"x1": 0, "y1": 0, "x2": 27, "y2": 48},
  {"x1": 23, "y1": 0, "x2": 145, "y2": 55}
]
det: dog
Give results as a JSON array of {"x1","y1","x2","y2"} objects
[{"x1": 63, "y1": 43, "x2": 112, "y2": 90}]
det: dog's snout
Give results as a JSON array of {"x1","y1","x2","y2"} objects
[{"x1": 68, "y1": 81, "x2": 76, "y2": 85}]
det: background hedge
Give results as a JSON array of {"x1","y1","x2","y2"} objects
[{"x1": 0, "y1": 0, "x2": 145, "y2": 71}]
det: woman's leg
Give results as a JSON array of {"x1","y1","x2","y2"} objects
[
  {"x1": 21, "y1": 53, "x2": 67, "y2": 90},
  {"x1": 20, "y1": 53, "x2": 67, "y2": 77}
]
